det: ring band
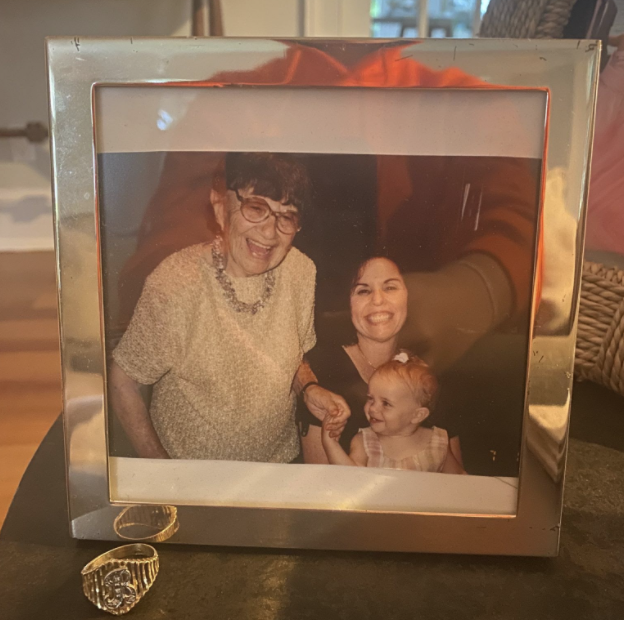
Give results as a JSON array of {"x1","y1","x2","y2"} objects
[
  {"x1": 114, "y1": 505, "x2": 179, "y2": 543},
  {"x1": 81, "y1": 544, "x2": 159, "y2": 615}
]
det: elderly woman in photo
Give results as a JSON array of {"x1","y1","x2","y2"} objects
[
  {"x1": 300, "y1": 256, "x2": 462, "y2": 465},
  {"x1": 110, "y1": 152, "x2": 348, "y2": 462}
]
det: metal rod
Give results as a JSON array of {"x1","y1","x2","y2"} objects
[
  {"x1": 0, "y1": 122, "x2": 48, "y2": 143},
  {"x1": 298, "y1": 0, "x2": 306, "y2": 37},
  {"x1": 473, "y1": 0, "x2": 482, "y2": 36},
  {"x1": 192, "y1": 0, "x2": 223, "y2": 37},
  {"x1": 208, "y1": 0, "x2": 224, "y2": 36},
  {"x1": 418, "y1": 0, "x2": 429, "y2": 38},
  {"x1": 192, "y1": 0, "x2": 209, "y2": 36}
]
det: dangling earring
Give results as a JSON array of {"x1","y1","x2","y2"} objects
[
  {"x1": 212, "y1": 231, "x2": 226, "y2": 271},
  {"x1": 213, "y1": 231, "x2": 224, "y2": 252}
]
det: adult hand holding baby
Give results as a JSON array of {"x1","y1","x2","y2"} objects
[{"x1": 304, "y1": 384, "x2": 350, "y2": 438}]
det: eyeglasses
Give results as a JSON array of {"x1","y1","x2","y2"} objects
[{"x1": 233, "y1": 189, "x2": 301, "y2": 235}]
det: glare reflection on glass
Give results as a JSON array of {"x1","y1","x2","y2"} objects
[{"x1": 156, "y1": 109, "x2": 173, "y2": 131}]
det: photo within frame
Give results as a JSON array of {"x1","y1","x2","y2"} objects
[{"x1": 96, "y1": 85, "x2": 544, "y2": 516}]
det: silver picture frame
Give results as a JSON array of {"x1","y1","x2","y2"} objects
[{"x1": 47, "y1": 36, "x2": 599, "y2": 556}]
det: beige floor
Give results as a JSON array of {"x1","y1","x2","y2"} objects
[{"x1": 0, "y1": 251, "x2": 61, "y2": 527}]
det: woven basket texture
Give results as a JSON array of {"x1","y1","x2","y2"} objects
[
  {"x1": 479, "y1": 0, "x2": 577, "y2": 39},
  {"x1": 479, "y1": 0, "x2": 624, "y2": 396},
  {"x1": 575, "y1": 262, "x2": 624, "y2": 396}
]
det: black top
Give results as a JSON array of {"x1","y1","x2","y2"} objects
[{"x1": 298, "y1": 343, "x2": 370, "y2": 451}]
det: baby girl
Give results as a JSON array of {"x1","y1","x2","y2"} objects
[{"x1": 321, "y1": 355, "x2": 465, "y2": 473}]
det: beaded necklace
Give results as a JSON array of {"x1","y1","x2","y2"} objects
[{"x1": 211, "y1": 237, "x2": 275, "y2": 315}]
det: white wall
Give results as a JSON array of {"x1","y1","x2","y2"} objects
[
  {"x1": 305, "y1": 0, "x2": 371, "y2": 36},
  {"x1": 222, "y1": 0, "x2": 300, "y2": 36},
  {"x1": 0, "y1": 0, "x2": 371, "y2": 251},
  {"x1": 0, "y1": 0, "x2": 192, "y2": 251},
  {"x1": 222, "y1": 0, "x2": 371, "y2": 37}
]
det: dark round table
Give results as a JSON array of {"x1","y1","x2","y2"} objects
[{"x1": 1, "y1": 381, "x2": 624, "y2": 620}]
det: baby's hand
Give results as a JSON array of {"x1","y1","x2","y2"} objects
[
  {"x1": 321, "y1": 413, "x2": 342, "y2": 445},
  {"x1": 304, "y1": 385, "x2": 350, "y2": 436}
]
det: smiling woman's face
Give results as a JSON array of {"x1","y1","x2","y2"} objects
[
  {"x1": 213, "y1": 187, "x2": 297, "y2": 277},
  {"x1": 350, "y1": 258, "x2": 408, "y2": 345}
]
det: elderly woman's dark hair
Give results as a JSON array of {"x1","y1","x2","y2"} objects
[{"x1": 212, "y1": 152, "x2": 312, "y2": 213}]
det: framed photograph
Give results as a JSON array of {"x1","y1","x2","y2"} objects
[{"x1": 47, "y1": 37, "x2": 599, "y2": 556}]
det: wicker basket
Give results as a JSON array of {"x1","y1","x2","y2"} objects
[
  {"x1": 480, "y1": 0, "x2": 624, "y2": 398},
  {"x1": 479, "y1": 0, "x2": 577, "y2": 39},
  {"x1": 575, "y1": 261, "x2": 624, "y2": 396}
]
